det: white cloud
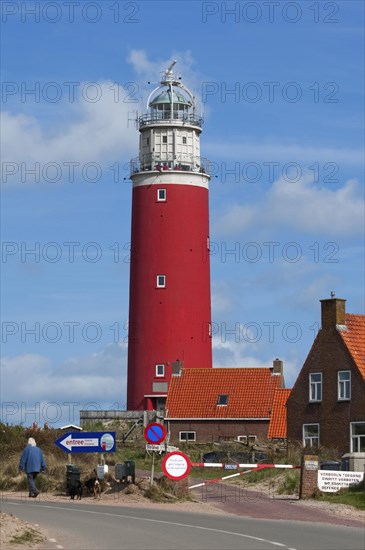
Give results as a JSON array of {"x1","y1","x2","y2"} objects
[
  {"x1": 211, "y1": 281, "x2": 236, "y2": 316},
  {"x1": 212, "y1": 338, "x2": 299, "y2": 387},
  {"x1": 214, "y1": 174, "x2": 364, "y2": 237},
  {"x1": 0, "y1": 343, "x2": 127, "y2": 426},
  {"x1": 206, "y1": 140, "x2": 364, "y2": 166},
  {"x1": 1, "y1": 81, "x2": 138, "y2": 168},
  {"x1": 213, "y1": 338, "x2": 262, "y2": 369}
]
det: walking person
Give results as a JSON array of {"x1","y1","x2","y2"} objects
[{"x1": 19, "y1": 437, "x2": 46, "y2": 497}]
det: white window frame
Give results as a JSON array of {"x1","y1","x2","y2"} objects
[
  {"x1": 156, "y1": 275, "x2": 166, "y2": 288},
  {"x1": 338, "y1": 370, "x2": 351, "y2": 401},
  {"x1": 155, "y1": 364, "x2": 165, "y2": 377},
  {"x1": 157, "y1": 188, "x2": 166, "y2": 202},
  {"x1": 309, "y1": 372, "x2": 322, "y2": 402},
  {"x1": 350, "y1": 422, "x2": 365, "y2": 452},
  {"x1": 303, "y1": 423, "x2": 320, "y2": 448},
  {"x1": 179, "y1": 431, "x2": 196, "y2": 442},
  {"x1": 217, "y1": 394, "x2": 228, "y2": 405}
]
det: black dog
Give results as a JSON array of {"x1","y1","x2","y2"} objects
[{"x1": 68, "y1": 480, "x2": 83, "y2": 500}]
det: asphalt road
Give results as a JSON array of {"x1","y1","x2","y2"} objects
[
  {"x1": 191, "y1": 482, "x2": 364, "y2": 527},
  {"x1": 1, "y1": 498, "x2": 364, "y2": 550}
]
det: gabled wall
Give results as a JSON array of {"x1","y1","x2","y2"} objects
[{"x1": 287, "y1": 299, "x2": 365, "y2": 455}]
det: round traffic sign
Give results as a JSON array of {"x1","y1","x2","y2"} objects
[
  {"x1": 143, "y1": 422, "x2": 167, "y2": 444},
  {"x1": 162, "y1": 451, "x2": 191, "y2": 480}
]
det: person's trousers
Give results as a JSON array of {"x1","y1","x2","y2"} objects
[{"x1": 27, "y1": 472, "x2": 39, "y2": 495}]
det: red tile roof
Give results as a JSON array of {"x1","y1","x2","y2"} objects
[
  {"x1": 338, "y1": 314, "x2": 365, "y2": 379},
  {"x1": 267, "y1": 388, "x2": 291, "y2": 439},
  {"x1": 166, "y1": 368, "x2": 283, "y2": 419}
]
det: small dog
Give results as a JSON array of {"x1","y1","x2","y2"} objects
[
  {"x1": 93, "y1": 478, "x2": 101, "y2": 499},
  {"x1": 84, "y1": 472, "x2": 101, "y2": 499},
  {"x1": 69, "y1": 480, "x2": 82, "y2": 500}
]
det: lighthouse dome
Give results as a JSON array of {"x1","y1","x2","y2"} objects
[{"x1": 149, "y1": 89, "x2": 191, "y2": 107}]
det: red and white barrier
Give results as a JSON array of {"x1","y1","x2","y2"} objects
[
  {"x1": 191, "y1": 462, "x2": 300, "y2": 469},
  {"x1": 188, "y1": 463, "x2": 300, "y2": 490},
  {"x1": 189, "y1": 468, "x2": 254, "y2": 489}
]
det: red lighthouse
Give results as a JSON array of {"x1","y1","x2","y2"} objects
[{"x1": 127, "y1": 62, "x2": 212, "y2": 411}]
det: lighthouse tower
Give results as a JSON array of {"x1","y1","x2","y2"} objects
[{"x1": 127, "y1": 62, "x2": 212, "y2": 411}]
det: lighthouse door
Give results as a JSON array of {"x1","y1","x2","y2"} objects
[{"x1": 156, "y1": 398, "x2": 166, "y2": 412}]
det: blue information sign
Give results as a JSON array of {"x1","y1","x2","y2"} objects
[{"x1": 55, "y1": 431, "x2": 116, "y2": 453}]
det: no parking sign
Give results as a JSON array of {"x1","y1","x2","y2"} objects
[{"x1": 144, "y1": 423, "x2": 167, "y2": 445}]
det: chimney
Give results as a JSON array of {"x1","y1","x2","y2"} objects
[
  {"x1": 271, "y1": 358, "x2": 285, "y2": 387},
  {"x1": 320, "y1": 295, "x2": 346, "y2": 329}
]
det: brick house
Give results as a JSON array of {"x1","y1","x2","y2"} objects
[
  {"x1": 286, "y1": 297, "x2": 365, "y2": 455},
  {"x1": 165, "y1": 361, "x2": 286, "y2": 444}
]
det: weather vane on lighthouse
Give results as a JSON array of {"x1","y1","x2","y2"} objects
[{"x1": 126, "y1": 61, "x2": 213, "y2": 412}]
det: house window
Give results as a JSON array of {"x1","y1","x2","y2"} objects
[
  {"x1": 338, "y1": 371, "x2": 351, "y2": 400},
  {"x1": 217, "y1": 394, "x2": 228, "y2": 405},
  {"x1": 156, "y1": 275, "x2": 166, "y2": 288},
  {"x1": 155, "y1": 364, "x2": 165, "y2": 377},
  {"x1": 350, "y1": 422, "x2": 365, "y2": 452},
  {"x1": 248, "y1": 435, "x2": 257, "y2": 444},
  {"x1": 179, "y1": 431, "x2": 196, "y2": 442},
  {"x1": 157, "y1": 188, "x2": 166, "y2": 202},
  {"x1": 309, "y1": 373, "x2": 322, "y2": 402},
  {"x1": 162, "y1": 136, "x2": 167, "y2": 143},
  {"x1": 303, "y1": 423, "x2": 320, "y2": 448},
  {"x1": 182, "y1": 137, "x2": 187, "y2": 144}
]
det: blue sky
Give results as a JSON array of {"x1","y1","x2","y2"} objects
[{"x1": 1, "y1": 0, "x2": 364, "y2": 427}]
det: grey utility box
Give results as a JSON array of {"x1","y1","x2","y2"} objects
[{"x1": 341, "y1": 453, "x2": 365, "y2": 472}]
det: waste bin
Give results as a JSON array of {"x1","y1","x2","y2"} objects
[
  {"x1": 124, "y1": 460, "x2": 135, "y2": 483},
  {"x1": 66, "y1": 464, "x2": 80, "y2": 489},
  {"x1": 320, "y1": 460, "x2": 341, "y2": 471},
  {"x1": 115, "y1": 463, "x2": 126, "y2": 481}
]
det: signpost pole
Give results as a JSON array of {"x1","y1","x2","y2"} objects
[
  {"x1": 143, "y1": 422, "x2": 167, "y2": 487},
  {"x1": 151, "y1": 452, "x2": 155, "y2": 487}
]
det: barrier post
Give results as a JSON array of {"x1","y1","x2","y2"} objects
[{"x1": 299, "y1": 454, "x2": 319, "y2": 499}]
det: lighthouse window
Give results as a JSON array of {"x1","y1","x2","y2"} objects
[
  {"x1": 157, "y1": 189, "x2": 166, "y2": 202},
  {"x1": 157, "y1": 275, "x2": 166, "y2": 288},
  {"x1": 156, "y1": 364, "x2": 165, "y2": 377},
  {"x1": 162, "y1": 136, "x2": 167, "y2": 143},
  {"x1": 182, "y1": 137, "x2": 187, "y2": 144}
]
